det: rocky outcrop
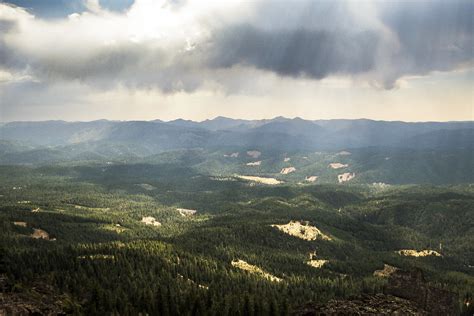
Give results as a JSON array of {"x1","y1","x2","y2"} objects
[
  {"x1": 294, "y1": 294, "x2": 427, "y2": 315},
  {"x1": 293, "y1": 268, "x2": 459, "y2": 315},
  {"x1": 271, "y1": 221, "x2": 332, "y2": 241},
  {"x1": 385, "y1": 268, "x2": 459, "y2": 316},
  {"x1": 0, "y1": 275, "x2": 66, "y2": 315}
]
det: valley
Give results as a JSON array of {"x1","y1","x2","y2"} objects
[
  {"x1": 0, "y1": 118, "x2": 473, "y2": 314},
  {"x1": 0, "y1": 158, "x2": 473, "y2": 314}
]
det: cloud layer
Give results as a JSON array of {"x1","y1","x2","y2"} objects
[{"x1": 0, "y1": 0, "x2": 473, "y2": 93}]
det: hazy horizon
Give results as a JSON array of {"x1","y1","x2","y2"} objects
[
  {"x1": 1, "y1": 0, "x2": 473, "y2": 122},
  {"x1": 2, "y1": 115, "x2": 474, "y2": 124}
]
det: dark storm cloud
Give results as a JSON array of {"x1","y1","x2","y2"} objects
[
  {"x1": 379, "y1": 0, "x2": 474, "y2": 84},
  {"x1": 207, "y1": 0, "x2": 474, "y2": 88},
  {"x1": 33, "y1": 45, "x2": 144, "y2": 83},
  {"x1": 0, "y1": 19, "x2": 25, "y2": 72},
  {"x1": 209, "y1": 25, "x2": 379, "y2": 79}
]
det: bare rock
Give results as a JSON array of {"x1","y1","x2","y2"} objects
[
  {"x1": 0, "y1": 275, "x2": 67, "y2": 315},
  {"x1": 293, "y1": 294, "x2": 428, "y2": 315},
  {"x1": 385, "y1": 268, "x2": 459, "y2": 316},
  {"x1": 293, "y1": 268, "x2": 459, "y2": 316}
]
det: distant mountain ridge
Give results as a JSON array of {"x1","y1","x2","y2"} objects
[{"x1": 1, "y1": 117, "x2": 472, "y2": 150}]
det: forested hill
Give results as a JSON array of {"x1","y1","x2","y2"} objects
[
  {"x1": 1, "y1": 118, "x2": 473, "y2": 185},
  {"x1": 1, "y1": 118, "x2": 472, "y2": 149}
]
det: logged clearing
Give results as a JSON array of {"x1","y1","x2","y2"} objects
[
  {"x1": 280, "y1": 167, "x2": 296, "y2": 174},
  {"x1": 373, "y1": 264, "x2": 400, "y2": 278},
  {"x1": 246, "y1": 161, "x2": 262, "y2": 166},
  {"x1": 141, "y1": 216, "x2": 161, "y2": 227},
  {"x1": 31, "y1": 228, "x2": 53, "y2": 240},
  {"x1": 231, "y1": 260, "x2": 282, "y2": 282},
  {"x1": 284, "y1": 157, "x2": 291, "y2": 162},
  {"x1": 329, "y1": 163, "x2": 349, "y2": 169},
  {"x1": 271, "y1": 221, "x2": 331, "y2": 241},
  {"x1": 338, "y1": 172, "x2": 355, "y2": 183},
  {"x1": 137, "y1": 183, "x2": 156, "y2": 191},
  {"x1": 177, "y1": 208, "x2": 197, "y2": 217},
  {"x1": 236, "y1": 175, "x2": 282, "y2": 185},
  {"x1": 306, "y1": 251, "x2": 328, "y2": 268},
  {"x1": 17, "y1": 201, "x2": 30, "y2": 204},
  {"x1": 13, "y1": 221, "x2": 27, "y2": 227},
  {"x1": 305, "y1": 176, "x2": 318, "y2": 182},
  {"x1": 247, "y1": 150, "x2": 261, "y2": 158},
  {"x1": 397, "y1": 249, "x2": 442, "y2": 257},
  {"x1": 307, "y1": 259, "x2": 328, "y2": 268}
]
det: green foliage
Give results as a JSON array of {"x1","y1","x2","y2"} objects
[{"x1": 0, "y1": 164, "x2": 472, "y2": 314}]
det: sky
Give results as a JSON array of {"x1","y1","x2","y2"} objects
[{"x1": 0, "y1": 0, "x2": 472, "y2": 122}]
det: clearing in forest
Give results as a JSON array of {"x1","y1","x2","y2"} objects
[
  {"x1": 396, "y1": 249, "x2": 442, "y2": 257},
  {"x1": 231, "y1": 259, "x2": 282, "y2": 282},
  {"x1": 235, "y1": 175, "x2": 282, "y2": 185},
  {"x1": 338, "y1": 172, "x2": 355, "y2": 183},
  {"x1": 305, "y1": 176, "x2": 318, "y2": 182},
  {"x1": 13, "y1": 221, "x2": 27, "y2": 227},
  {"x1": 280, "y1": 167, "x2": 296, "y2": 174},
  {"x1": 306, "y1": 252, "x2": 328, "y2": 268},
  {"x1": 246, "y1": 161, "x2": 262, "y2": 166},
  {"x1": 141, "y1": 216, "x2": 161, "y2": 227},
  {"x1": 329, "y1": 163, "x2": 348, "y2": 169},
  {"x1": 177, "y1": 208, "x2": 197, "y2": 217},
  {"x1": 31, "y1": 228, "x2": 54, "y2": 240},
  {"x1": 307, "y1": 260, "x2": 328, "y2": 268},
  {"x1": 271, "y1": 221, "x2": 332, "y2": 241}
]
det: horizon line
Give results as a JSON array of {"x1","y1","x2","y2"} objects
[{"x1": 1, "y1": 116, "x2": 474, "y2": 124}]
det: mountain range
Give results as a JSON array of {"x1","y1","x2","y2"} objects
[{"x1": 1, "y1": 117, "x2": 472, "y2": 150}]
